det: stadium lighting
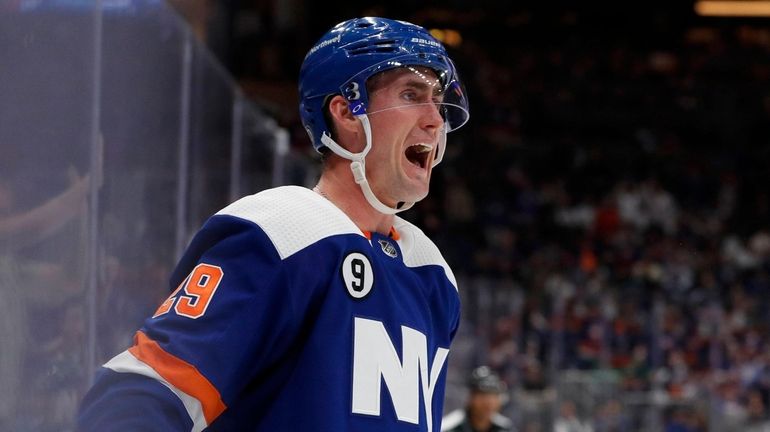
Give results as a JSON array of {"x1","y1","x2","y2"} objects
[
  {"x1": 695, "y1": 0, "x2": 770, "y2": 17},
  {"x1": 429, "y1": 29, "x2": 463, "y2": 47}
]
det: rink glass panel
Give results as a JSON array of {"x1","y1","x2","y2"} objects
[
  {"x1": 0, "y1": 2, "x2": 283, "y2": 429},
  {"x1": 0, "y1": 4, "x2": 98, "y2": 430}
]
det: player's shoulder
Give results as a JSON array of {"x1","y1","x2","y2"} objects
[
  {"x1": 393, "y1": 216, "x2": 457, "y2": 290},
  {"x1": 440, "y1": 408, "x2": 466, "y2": 431},
  {"x1": 492, "y1": 412, "x2": 514, "y2": 430},
  {"x1": 216, "y1": 185, "x2": 363, "y2": 259}
]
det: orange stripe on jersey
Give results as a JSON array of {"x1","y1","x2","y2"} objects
[
  {"x1": 128, "y1": 331, "x2": 227, "y2": 424},
  {"x1": 362, "y1": 226, "x2": 400, "y2": 240}
]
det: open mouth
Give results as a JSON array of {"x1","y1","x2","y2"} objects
[{"x1": 404, "y1": 143, "x2": 433, "y2": 169}]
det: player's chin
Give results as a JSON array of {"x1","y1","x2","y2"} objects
[{"x1": 403, "y1": 181, "x2": 430, "y2": 203}]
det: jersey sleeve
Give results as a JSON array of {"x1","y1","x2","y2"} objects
[{"x1": 78, "y1": 214, "x2": 316, "y2": 431}]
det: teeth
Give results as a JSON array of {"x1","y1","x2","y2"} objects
[{"x1": 411, "y1": 143, "x2": 433, "y2": 153}]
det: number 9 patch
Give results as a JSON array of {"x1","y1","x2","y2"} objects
[{"x1": 341, "y1": 252, "x2": 374, "y2": 299}]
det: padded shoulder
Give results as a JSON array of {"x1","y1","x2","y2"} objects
[
  {"x1": 216, "y1": 186, "x2": 363, "y2": 260},
  {"x1": 439, "y1": 409, "x2": 466, "y2": 431},
  {"x1": 393, "y1": 216, "x2": 458, "y2": 290},
  {"x1": 492, "y1": 413, "x2": 513, "y2": 429}
]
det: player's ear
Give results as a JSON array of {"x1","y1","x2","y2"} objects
[{"x1": 327, "y1": 95, "x2": 359, "y2": 134}]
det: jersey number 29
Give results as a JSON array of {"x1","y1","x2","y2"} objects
[{"x1": 153, "y1": 263, "x2": 224, "y2": 319}]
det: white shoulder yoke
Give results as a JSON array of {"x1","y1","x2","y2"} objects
[
  {"x1": 217, "y1": 186, "x2": 363, "y2": 260},
  {"x1": 439, "y1": 409, "x2": 466, "y2": 431},
  {"x1": 393, "y1": 216, "x2": 458, "y2": 290}
]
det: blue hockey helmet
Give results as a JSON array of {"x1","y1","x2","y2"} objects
[{"x1": 299, "y1": 17, "x2": 470, "y2": 153}]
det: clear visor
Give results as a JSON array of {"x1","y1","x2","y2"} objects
[{"x1": 340, "y1": 55, "x2": 470, "y2": 133}]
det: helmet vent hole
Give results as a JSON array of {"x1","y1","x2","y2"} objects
[{"x1": 346, "y1": 39, "x2": 399, "y2": 56}]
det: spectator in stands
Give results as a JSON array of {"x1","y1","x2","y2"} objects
[
  {"x1": 743, "y1": 389, "x2": 770, "y2": 432},
  {"x1": 593, "y1": 399, "x2": 630, "y2": 432},
  {"x1": 663, "y1": 405, "x2": 703, "y2": 432},
  {"x1": 553, "y1": 400, "x2": 593, "y2": 432}
]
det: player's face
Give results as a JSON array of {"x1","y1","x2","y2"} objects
[
  {"x1": 363, "y1": 67, "x2": 445, "y2": 207},
  {"x1": 468, "y1": 391, "x2": 502, "y2": 420}
]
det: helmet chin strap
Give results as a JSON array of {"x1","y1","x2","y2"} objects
[{"x1": 319, "y1": 114, "x2": 415, "y2": 215}]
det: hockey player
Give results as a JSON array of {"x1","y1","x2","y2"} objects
[
  {"x1": 78, "y1": 16, "x2": 470, "y2": 431},
  {"x1": 441, "y1": 366, "x2": 513, "y2": 432}
]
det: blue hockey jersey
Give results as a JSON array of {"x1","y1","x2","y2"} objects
[{"x1": 78, "y1": 186, "x2": 461, "y2": 431}]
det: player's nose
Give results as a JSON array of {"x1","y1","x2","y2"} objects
[{"x1": 418, "y1": 102, "x2": 444, "y2": 134}]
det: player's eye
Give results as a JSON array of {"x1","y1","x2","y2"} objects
[{"x1": 401, "y1": 90, "x2": 418, "y2": 102}]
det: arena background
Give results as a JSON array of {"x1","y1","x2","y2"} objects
[{"x1": 1, "y1": 1, "x2": 769, "y2": 430}]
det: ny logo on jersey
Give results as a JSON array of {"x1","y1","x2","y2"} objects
[{"x1": 351, "y1": 317, "x2": 449, "y2": 432}]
